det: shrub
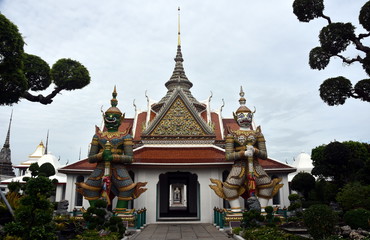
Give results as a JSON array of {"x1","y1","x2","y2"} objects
[
  {"x1": 82, "y1": 200, "x2": 125, "y2": 237},
  {"x1": 241, "y1": 226, "x2": 306, "y2": 240},
  {"x1": 336, "y1": 182, "x2": 370, "y2": 211},
  {"x1": 232, "y1": 227, "x2": 241, "y2": 235},
  {"x1": 265, "y1": 206, "x2": 274, "y2": 214},
  {"x1": 288, "y1": 193, "x2": 301, "y2": 201},
  {"x1": 73, "y1": 230, "x2": 121, "y2": 240},
  {"x1": 39, "y1": 163, "x2": 56, "y2": 177},
  {"x1": 343, "y1": 208, "x2": 370, "y2": 230},
  {"x1": 241, "y1": 209, "x2": 265, "y2": 229},
  {"x1": 291, "y1": 172, "x2": 316, "y2": 198},
  {"x1": 303, "y1": 204, "x2": 338, "y2": 240}
]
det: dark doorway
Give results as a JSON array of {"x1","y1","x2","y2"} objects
[{"x1": 157, "y1": 171, "x2": 199, "y2": 220}]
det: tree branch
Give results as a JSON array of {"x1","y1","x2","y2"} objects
[
  {"x1": 22, "y1": 86, "x2": 63, "y2": 105},
  {"x1": 335, "y1": 54, "x2": 363, "y2": 65},
  {"x1": 353, "y1": 38, "x2": 370, "y2": 53},
  {"x1": 321, "y1": 14, "x2": 331, "y2": 24},
  {"x1": 358, "y1": 32, "x2": 370, "y2": 40}
]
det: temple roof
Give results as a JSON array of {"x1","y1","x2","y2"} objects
[{"x1": 151, "y1": 9, "x2": 205, "y2": 113}]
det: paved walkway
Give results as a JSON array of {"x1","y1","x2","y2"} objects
[{"x1": 129, "y1": 224, "x2": 232, "y2": 240}]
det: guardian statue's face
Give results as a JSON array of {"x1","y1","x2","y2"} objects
[
  {"x1": 104, "y1": 112, "x2": 121, "y2": 132},
  {"x1": 236, "y1": 112, "x2": 253, "y2": 128}
]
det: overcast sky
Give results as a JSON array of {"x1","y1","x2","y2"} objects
[{"x1": 0, "y1": 0, "x2": 369, "y2": 168}]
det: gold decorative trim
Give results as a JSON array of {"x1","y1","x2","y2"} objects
[
  {"x1": 150, "y1": 97, "x2": 207, "y2": 136},
  {"x1": 77, "y1": 182, "x2": 101, "y2": 191},
  {"x1": 118, "y1": 183, "x2": 136, "y2": 192},
  {"x1": 84, "y1": 196, "x2": 100, "y2": 201},
  {"x1": 209, "y1": 178, "x2": 226, "y2": 199},
  {"x1": 223, "y1": 181, "x2": 240, "y2": 190},
  {"x1": 118, "y1": 196, "x2": 133, "y2": 201},
  {"x1": 258, "y1": 178, "x2": 282, "y2": 189}
]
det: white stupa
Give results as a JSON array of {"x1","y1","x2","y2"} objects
[
  {"x1": 288, "y1": 151, "x2": 314, "y2": 182},
  {"x1": 2, "y1": 142, "x2": 67, "y2": 185}
]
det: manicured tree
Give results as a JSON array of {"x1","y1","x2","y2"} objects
[
  {"x1": 292, "y1": 0, "x2": 370, "y2": 105},
  {"x1": 4, "y1": 165, "x2": 57, "y2": 239},
  {"x1": 0, "y1": 13, "x2": 90, "y2": 106},
  {"x1": 336, "y1": 182, "x2": 370, "y2": 211},
  {"x1": 311, "y1": 141, "x2": 370, "y2": 187},
  {"x1": 303, "y1": 204, "x2": 338, "y2": 240},
  {"x1": 39, "y1": 162, "x2": 56, "y2": 177},
  {"x1": 82, "y1": 199, "x2": 126, "y2": 237},
  {"x1": 291, "y1": 172, "x2": 316, "y2": 199},
  {"x1": 344, "y1": 208, "x2": 370, "y2": 230}
]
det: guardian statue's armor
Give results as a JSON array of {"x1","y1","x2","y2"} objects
[
  {"x1": 76, "y1": 87, "x2": 146, "y2": 210},
  {"x1": 210, "y1": 87, "x2": 283, "y2": 212}
]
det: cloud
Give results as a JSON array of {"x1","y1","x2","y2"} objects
[{"x1": 0, "y1": 0, "x2": 369, "y2": 167}]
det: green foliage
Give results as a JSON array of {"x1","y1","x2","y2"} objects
[
  {"x1": 319, "y1": 77, "x2": 352, "y2": 106},
  {"x1": 241, "y1": 209, "x2": 264, "y2": 229},
  {"x1": 7, "y1": 181, "x2": 21, "y2": 193},
  {"x1": 28, "y1": 162, "x2": 39, "y2": 177},
  {"x1": 51, "y1": 58, "x2": 90, "y2": 90},
  {"x1": 288, "y1": 193, "x2": 301, "y2": 202},
  {"x1": 265, "y1": 206, "x2": 274, "y2": 214},
  {"x1": 242, "y1": 226, "x2": 306, "y2": 240},
  {"x1": 74, "y1": 230, "x2": 121, "y2": 240},
  {"x1": 311, "y1": 141, "x2": 370, "y2": 186},
  {"x1": 292, "y1": 0, "x2": 370, "y2": 105},
  {"x1": 291, "y1": 172, "x2": 316, "y2": 199},
  {"x1": 0, "y1": 13, "x2": 27, "y2": 105},
  {"x1": 292, "y1": 0, "x2": 324, "y2": 22},
  {"x1": 354, "y1": 79, "x2": 370, "y2": 102},
  {"x1": 313, "y1": 180, "x2": 338, "y2": 203},
  {"x1": 359, "y1": 1, "x2": 370, "y2": 32},
  {"x1": 319, "y1": 23, "x2": 356, "y2": 55},
  {"x1": 309, "y1": 47, "x2": 331, "y2": 70},
  {"x1": 82, "y1": 200, "x2": 125, "y2": 237},
  {"x1": 303, "y1": 204, "x2": 338, "y2": 240},
  {"x1": 23, "y1": 53, "x2": 51, "y2": 91},
  {"x1": 344, "y1": 208, "x2": 370, "y2": 230},
  {"x1": 4, "y1": 172, "x2": 57, "y2": 240},
  {"x1": 336, "y1": 182, "x2": 370, "y2": 211},
  {"x1": 0, "y1": 12, "x2": 90, "y2": 106},
  {"x1": 232, "y1": 227, "x2": 241, "y2": 235},
  {"x1": 38, "y1": 162, "x2": 56, "y2": 177}
]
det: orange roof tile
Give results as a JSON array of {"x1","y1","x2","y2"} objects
[{"x1": 134, "y1": 112, "x2": 147, "y2": 140}]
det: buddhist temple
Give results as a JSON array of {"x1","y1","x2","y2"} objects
[{"x1": 59, "y1": 8, "x2": 295, "y2": 224}]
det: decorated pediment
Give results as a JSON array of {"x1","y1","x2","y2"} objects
[
  {"x1": 151, "y1": 97, "x2": 205, "y2": 136},
  {"x1": 142, "y1": 89, "x2": 214, "y2": 138}
]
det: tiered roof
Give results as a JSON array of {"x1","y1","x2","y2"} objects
[{"x1": 60, "y1": 8, "x2": 294, "y2": 175}]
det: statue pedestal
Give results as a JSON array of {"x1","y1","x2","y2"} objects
[
  {"x1": 224, "y1": 209, "x2": 243, "y2": 224},
  {"x1": 114, "y1": 208, "x2": 136, "y2": 228}
]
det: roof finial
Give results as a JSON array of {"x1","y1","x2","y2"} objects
[
  {"x1": 178, "y1": 7, "x2": 181, "y2": 46},
  {"x1": 239, "y1": 86, "x2": 246, "y2": 106},
  {"x1": 111, "y1": 85, "x2": 118, "y2": 107}
]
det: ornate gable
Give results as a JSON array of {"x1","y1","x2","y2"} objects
[
  {"x1": 142, "y1": 89, "x2": 215, "y2": 141},
  {"x1": 151, "y1": 97, "x2": 205, "y2": 136}
]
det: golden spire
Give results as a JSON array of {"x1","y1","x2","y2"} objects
[{"x1": 178, "y1": 7, "x2": 181, "y2": 46}]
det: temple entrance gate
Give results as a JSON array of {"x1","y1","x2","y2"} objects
[{"x1": 157, "y1": 172, "x2": 199, "y2": 221}]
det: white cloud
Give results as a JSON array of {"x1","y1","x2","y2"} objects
[{"x1": 0, "y1": 0, "x2": 369, "y2": 166}]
